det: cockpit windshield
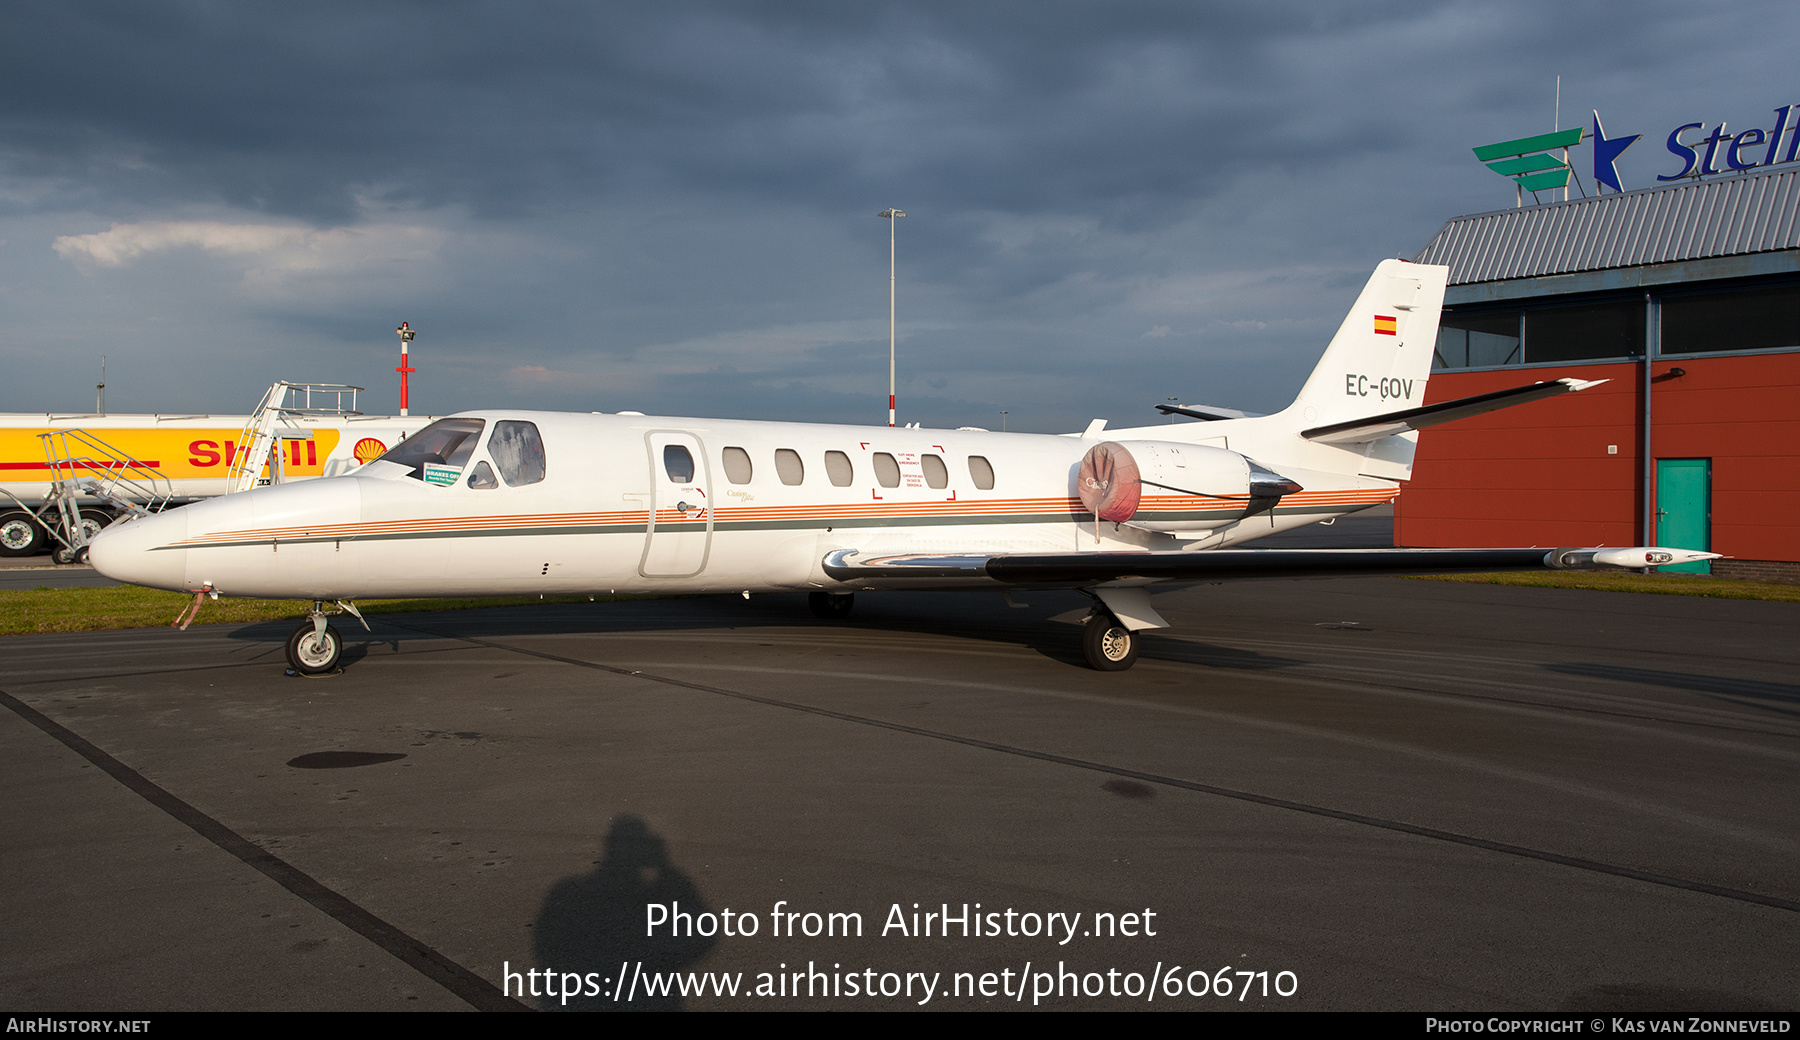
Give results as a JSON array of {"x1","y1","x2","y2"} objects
[{"x1": 374, "y1": 418, "x2": 486, "y2": 484}]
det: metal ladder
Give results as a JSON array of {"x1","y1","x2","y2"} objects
[
  {"x1": 225, "y1": 382, "x2": 363, "y2": 493},
  {"x1": 25, "y1": 429, "x2": 175, "y2": 562}
]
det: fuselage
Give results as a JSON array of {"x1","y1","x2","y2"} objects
[{"x1": 88, "y1": 409, "x2": 1396, "y2": 601}]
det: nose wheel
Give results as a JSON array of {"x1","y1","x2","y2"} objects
[
  {"x1": 286, "y1": 619, "x2": 343, "y2": 674},
  {"x1": 1082, "y1": 608, "x2": 1139, "y2": 671}
]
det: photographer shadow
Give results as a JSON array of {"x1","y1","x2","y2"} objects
[{"x1": 533, "y1": 814, "x2": 716, "y2": 1011}]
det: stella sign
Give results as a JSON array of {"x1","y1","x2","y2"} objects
[{"x1": 1474, "y1": 103, "x2": 1800, "y2": 201}]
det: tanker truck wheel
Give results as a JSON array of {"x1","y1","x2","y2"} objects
[{"x1": 0, "y1": 512, "x2": 46, "y2": 557}]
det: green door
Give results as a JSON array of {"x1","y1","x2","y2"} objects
[{"x1": 1655, "y1": 458, "x2": 1711, "y2": 574}]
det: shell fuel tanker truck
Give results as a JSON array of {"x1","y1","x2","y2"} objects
[{"x1": 1, "y1": 384, "x2": 431, "y2": 560}]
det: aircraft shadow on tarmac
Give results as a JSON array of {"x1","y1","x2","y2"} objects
[
  {"x1": 216, "y1": 591, "x2": 1308, "y2": 674},
  {"x1": 1545, "y1": 662, "x2": 1800, "y2": 720},
  {"x1": 532, "y1": 814, "x2": 717, "y2": 1012}
]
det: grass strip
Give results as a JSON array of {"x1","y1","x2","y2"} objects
[
  {"x1": 4, "y1": 570, "x2": 1795, "y2": 638},
  {"x1": 0, "y1": 584, "x2": 622, "y2": 637},
  {"x1": 1412, "y1": 570, "x2": 1800, "y2": 603}
]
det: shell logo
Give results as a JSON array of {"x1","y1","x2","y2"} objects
[{"x1": 352, "y1": 438, "x2": 388, "y2": 464}]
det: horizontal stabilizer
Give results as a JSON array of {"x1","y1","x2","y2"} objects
[
  {"x1": 1301, "y1": 377, "x2": 1604, "y2": 445},
  {"x1": 1154, "y1": 403, "x2": 1267, "y2": 422}
]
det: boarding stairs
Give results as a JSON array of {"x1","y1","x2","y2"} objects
[
  {"x1": 0, "y1": 429, "x2": 176, "y2": 562},
  {"x1": 225, "y1": 382, "x2": 363, "y2": 493}
]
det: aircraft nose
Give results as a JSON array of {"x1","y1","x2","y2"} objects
[{"x1": 89, "y1": 508, "x2": 190, "y2": 592}]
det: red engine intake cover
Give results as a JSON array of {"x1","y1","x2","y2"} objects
[{"x1": 1078, "y1": 441, "x2": 1141, "y2": 522}]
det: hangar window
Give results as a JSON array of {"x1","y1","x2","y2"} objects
[
  {"x1": 722, "y1": 446, "x2": 753, "y2": 484},
  {"x1": 1662, "y1": 284, "x2": 1800, "y2": 354},
  {"x1": 824, "y1": 450, "x2": 854, "y2": 486},
  {"x1": 872, "y1": 452, "x2": 901, "y2": 488},
  {"x1": 490, "y1": 421, "x2": 546, "y2": 487},
  {"x1": 968, "y1": 455, "x2": 995, "y2": 490},
  {"x1": 375, "y1": 418, "x2": 485, "y2": 484},
  {"x1": 921, "y1": 453, "x2": 948, "y2": 489},
  {"x1": 775, "y1": 449, "x2": 805, "y2": 485},
  {"x1": 1434, "y1": 311, "x2": 1521, "y2": 369},
  {"x1": 663, "y1": 444, "x2": 695, "y2": 483},
  {"x1": 1525, "y1": 300, "x2": 1644, "y2": 363}
]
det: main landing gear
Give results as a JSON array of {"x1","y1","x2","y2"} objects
[
  {"x1": 809, "y1": 591, "x2": 855, "y2": 620},
  {"x1": 284, "y1": 600, "x2": 368, "y2": 675},
  {"x1": 1082, "y1": 606, "x2": 1139, "y2": 671}
]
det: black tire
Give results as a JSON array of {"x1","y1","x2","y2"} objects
[
  {"x1": 808, "y1": 591, "x2": 855, "y2": 620},
  {"x1": 0, "y1": 511, "x2": 46, "y2": 557},
  {"x1": 75, "y1": 513, "x2": 111, "y2": 545},
  {"x1": 286, "y1": 621, "x2": 343, "y2": 674},
  {"x1": 1082, "y1": 611, "x2": 1139, "y2": 671}
]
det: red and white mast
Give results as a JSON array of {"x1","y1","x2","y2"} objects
[{"x1": 395, "y1": 322, "x2": 416, "y2": 415}]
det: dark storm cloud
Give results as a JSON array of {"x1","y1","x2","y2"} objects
[
  {"x1": 4, "y1": 1, "x2": 1798, "y2": 425},
  {"x1": 2, "y1": 1, "x2": 1435, "y2": 224}
]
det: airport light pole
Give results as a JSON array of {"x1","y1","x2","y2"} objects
[
  {"x1": 879, "y1": 208, "x2": 905, "y2": 427},
  {"x1": 395, "y1": 322, "x2": 416, "y2": 416}
]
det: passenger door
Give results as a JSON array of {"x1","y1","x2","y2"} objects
[{"x1": 640, "y1": 431, "x2": 712, "y2": 578}]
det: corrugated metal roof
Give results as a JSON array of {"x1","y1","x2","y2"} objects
[{"x1": 1414, "y1": 165, "x2": 1800, "y2": 285}]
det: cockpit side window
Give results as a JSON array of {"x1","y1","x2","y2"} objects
[
  {"x1": 466, "y1": 461, "x2": 499, "y2": 489},
  {"x1": 490, "y1": 420, "x2": 547, "y2": 487},
  {"x1": 375, "y1": 418, "x2": 486, "y2": 484}
]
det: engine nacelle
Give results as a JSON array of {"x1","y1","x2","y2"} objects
[{"x1": 1077, "y1": 440, "x2": 1300, "y2": 533}]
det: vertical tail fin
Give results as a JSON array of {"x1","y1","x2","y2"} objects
[
  {"x1": 1268, "y1": 259, "x2": 1447, "y2": 480},
  {"x1": 1283, "y1": 259, "x2": 1448, "y2": 430}
]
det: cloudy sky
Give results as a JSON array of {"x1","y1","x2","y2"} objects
[{"x1": 2, "y1": 2, "x2": 1794, "y2": 431}]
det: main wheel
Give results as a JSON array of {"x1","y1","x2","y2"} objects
[
  {"x1": 808, "y1": 591, "x2": 855, "y2": 620},
  {"x1": 286, "y1": 621, "x2": 343, "y2": 674},
  {"x1": 1082, "y1": 611, "x2": 1139, "y2": 671},
  {"x1": 0, "y1": 511, "x2": 46, "y2": 557}
]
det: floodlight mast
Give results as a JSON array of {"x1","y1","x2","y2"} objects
[
  {"x1": 879, "y1": 208, "x2": 906, "y2": 427},
  {"x1": 395, "y1": 322, "x2": 416, "y2": 416}
]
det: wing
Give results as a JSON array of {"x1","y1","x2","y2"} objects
[{"x1": 822, "y1": 545, "x2": 1717, "y2": 590}]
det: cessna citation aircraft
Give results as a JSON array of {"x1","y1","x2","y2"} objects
[{"x1": 89, "y1": 260, "x2": 1713, "y2": 673}]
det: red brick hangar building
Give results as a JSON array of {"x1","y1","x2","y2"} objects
[{"x1": 1398, "y1": 164, "x2": 1800, "y2": 580}]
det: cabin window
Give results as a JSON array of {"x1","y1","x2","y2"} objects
[
  {"x1": 664, "y1": 444, "x2": 695, "y2": 483},
  {"x1": 774, "y1": 448, "x2": 805, "y2": 485},
  {"x1": 722, "y1": 446, "x2": 753, "y2": 484},
  {"x1": 374, "y1": 417, "x2": 485, "y2": 484},
  {"x1": 490, "y1": 420, "x2": 546, "y2": 486},
  {"x1": 968, "y1": 455, "x2": 995, "y2": 490},
  {"x1": 824, "y1": 450, "x2": 854, "y2": 487},
  {"x1": 466, "y1": 461, "x2": 498, "y2": 489},
  {"x1": 921, "y1": 453, "x2": 948, "y2": 489},
  {"x1": 872, "y1": 452, "x2": 901, "y2": 488}
]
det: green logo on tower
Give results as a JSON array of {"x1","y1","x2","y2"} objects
[{"x1": 1473, "y1": 127, "x2": 1584, "y2": 193}]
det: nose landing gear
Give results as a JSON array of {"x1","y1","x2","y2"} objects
[
  {"x1": 286, "y1": 617, "x2": 343, "y2": 675},
  {"x1": 284, "y1": 600, "x2": 368, "y2": 675}
]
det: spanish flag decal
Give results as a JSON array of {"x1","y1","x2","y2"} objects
[{"x1": 1373, "y1": 314, "x2": 1398, "y2": 336}]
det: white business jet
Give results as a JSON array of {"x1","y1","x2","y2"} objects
[{"x1": 89, "y1": 260, "x2": 1714, "y2": 674}]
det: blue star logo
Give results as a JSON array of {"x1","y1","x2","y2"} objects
[{"x1": 1591, "y1": 111, "x2": 1640, "y2": 193}]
